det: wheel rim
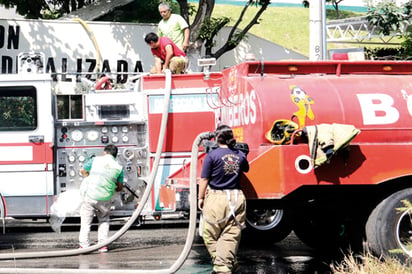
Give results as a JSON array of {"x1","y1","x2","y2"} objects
[
  {"x1": 396, "y1": 208, "x2": 412, "y2": 257},
  {"x1": 246, "y1": 208, "x2": 284, "y2": 230}
]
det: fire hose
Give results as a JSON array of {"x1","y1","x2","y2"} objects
[
  {"x1": 72, "y1": 18, "x2": 102, "y2": 73},
  {"x1": 0, "y1": 69, "x2": 211, "y2": 273}
]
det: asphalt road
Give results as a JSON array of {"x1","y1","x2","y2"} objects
[{"x1": 0, "y1": 218, "x2": 332, "y2": 273}]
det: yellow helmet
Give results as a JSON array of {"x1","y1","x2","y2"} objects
[{"x1": 265, "y1": 119, "x2": 299, "y2": 145}]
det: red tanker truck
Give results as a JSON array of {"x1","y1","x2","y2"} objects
[{"x1": 164, "y1": 60, "x2": 412, "y2": 262}]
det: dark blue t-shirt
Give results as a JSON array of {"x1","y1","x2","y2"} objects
[{"x1": 201, "y1": 147, "x2": 249, "y2": 190}]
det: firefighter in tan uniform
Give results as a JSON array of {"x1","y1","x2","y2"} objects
[{"x1": 198, "y1": 125, "x2": 249, "y2": 274}]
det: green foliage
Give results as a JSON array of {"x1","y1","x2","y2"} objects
[
  {"x1": 42, "y1": 9, "x2": 63, "y2": 20},
  {"x1": 0, "y1": 0, "x2": 108, "y2": 19},
  {"x1": 366, "y1": 2, "x2": 406, "y2": 36},
  {"x1": 199, "y1": 17, "x2": 230, "y2": 41},
  {"x1": 405, "y1": 1, "x2": 412, "y2": 15},
  {"x1": 364, "y1": 1, "x2": 412, "y2": 60},
  {"x1": 199, "y1": 16, "x2": 230, "y2": 53},
  {"x1": 187, "y1": 3, "x2": 197, "y2": 17},
  {"x1": 0, "y1": 96, "x2": 35, "y2": 129},
  {"x1": 364, "y1": 47, "x2": 402, "y2": 60},
  {"x1": 97, "y1": 0, "x2": 160, "y2": 23},
  {"x1": 229, "y1": 31, "x2": 246, "y2": 47},
  {"x1": 400, "y1": 33, "x2": 412, "y2": 59},
  {"x1": 98, "y1": 0, "x2": 195, "y2": 23},
  {"x1": 0, "y1": 0, "x2": 45, "y2": 18}
]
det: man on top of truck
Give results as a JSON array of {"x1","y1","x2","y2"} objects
[
  {"x1": 144, "y1": 32, "x2": 187, "y2": 74},
  {"x1": 157, "y1": 2, "x2": 190, "y2": 52}
]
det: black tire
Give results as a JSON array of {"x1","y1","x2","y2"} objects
[
  {"x1": 293, "y1": 211, "x2": 344, "y2": 249},
  {"x1": 365, "y1": 188, "x2": 412, "y2": 263},
  {"x1": 292, "y1": 207, "x2": 364, "y2": 252},
  {"x1": 242, "y1": 208, "x2": 292, "y2": 244}
]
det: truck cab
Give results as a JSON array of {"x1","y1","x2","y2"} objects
[{"x1": 0, "y1": 74, "x2": 54, "y2": 217}]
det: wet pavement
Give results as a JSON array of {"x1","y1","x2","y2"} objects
[{"x1": 0, "y1": 219, "x2": 334, "y2": 273}]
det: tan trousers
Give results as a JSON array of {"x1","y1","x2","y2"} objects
[
  {"x1": 150, "y1": 56, "x2": 187, "y2": 74},
  {"x1": 201, "y1": 189, "x2": 246, "y2": 273},
  {"x1": 79, "y1": 196, "x2": 111, "y2": 248},
  {"x1": 168, "y1": 56, "x2": 187, "y2": 74}
]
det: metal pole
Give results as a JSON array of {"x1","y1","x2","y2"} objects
[{"x1": 309, "y1": 0, "x2": 326, "y2": 60}]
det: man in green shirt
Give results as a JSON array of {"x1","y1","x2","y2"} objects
[
  {"x1": 78, "y1": 144, "x2": 124, "y2": 252},
  {"x1": 158, "y1": 2, "x2": 190, "y2": 52}
]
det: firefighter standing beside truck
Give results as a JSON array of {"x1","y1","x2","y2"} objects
[
  {"x1": 198, "y1": 125, "x2": 249, "y2": 274},
  {"x1": 78, "y1": 144, "x2": 124, "y2": 252}
]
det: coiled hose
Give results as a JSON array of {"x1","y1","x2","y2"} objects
[{"x1": 0, "y1": 69, "x2": 206, "y2": 273}]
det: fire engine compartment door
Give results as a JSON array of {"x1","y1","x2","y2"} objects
[{"x1": 0, "y1": 76, "x2": 54, "y2": 217}]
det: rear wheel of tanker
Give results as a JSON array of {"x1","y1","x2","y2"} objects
[
  {"x1": 292, "y1": 211, "x2": 343, "y2": 249},
  {"x1": 365, "y1": 188, "x2": 412, "y2": 263},
  {"x1": 243, "y1": 208, "x2": 292, "y2": 244},
  {"x1": 292, "y1": 207, "x2": 364, "y2": 253}
]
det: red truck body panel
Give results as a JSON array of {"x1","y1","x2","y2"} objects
[{"x1": 166, "y1": 60, "x2": 412, "y2": 200}]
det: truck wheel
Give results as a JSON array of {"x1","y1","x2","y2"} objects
[
  {"x1": 292, "y1": 211, "x2": 341, "y2": 249},
  {"x1": 365, "y1": 188, "x2": 412, "y2": 263},
  {"x1": 292, "y1": 208, "x2": 364, "y2": 252},
  {"x1": 243, "y1": 208, "x2": 292, "y2": 244}
]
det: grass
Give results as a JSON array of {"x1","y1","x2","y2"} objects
[
  {"x1": 211, "y1": 5, "x2": 310, "y2": 56},
  {"x1": 210, "y1": 5, "x2": 376, "y2": 57},
  {"x1": 330, "y1": 251, "x2": 412, "y2": 274}
]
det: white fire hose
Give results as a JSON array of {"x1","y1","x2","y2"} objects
[{"x1": 0, "y1": 69, "x2": 208, "y2": 273}]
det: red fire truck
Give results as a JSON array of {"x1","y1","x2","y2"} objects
[
  {"x1": 164, "y1": 60, "x2": 412, "y2": 262},
  {"x1": 0, "y1": 53, "x2": 218, "y2": 223},
  {"x1": 2, "y1": 53, "x2": 412, "y2": 262}
]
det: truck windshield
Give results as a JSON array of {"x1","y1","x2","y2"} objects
[{"x1": 0, "y1": 86, "x2": 37, "y2": 131}]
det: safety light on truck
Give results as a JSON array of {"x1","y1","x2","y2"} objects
[{"x1": 288, "y1": 65, "x2": 298, "y2": 72}]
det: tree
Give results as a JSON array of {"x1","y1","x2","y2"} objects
[
  {"x1": 302, "y1": 1, "x2": 309, "y2": 8},
  {"x1": 0, "y1": 0, "x2": 45, "y2": 19},
  {"x1": 328, "y1": 0, "x2": 345, "y2": 19},
  {"x1": 204, "y1": 0, "x2": 270, "y2": 59},
  {"x1": 0, "y1": 0, "x2": 98, "y2": 19},
  {"x1": 302, "y1": 0, "x2": 345, "y2": 18},
  {"x1": 181, "y1": 0, "x2": 271, "y2": 60},
  {"x1": 3, "y1": 0, "x2": 270, "y2": 61},
  {"x1": 365, "y1": 0, "x2": 412, "y2": 59},
  {"x1": 366, "y1": 1, "x2": 408, "y2": 36}
]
